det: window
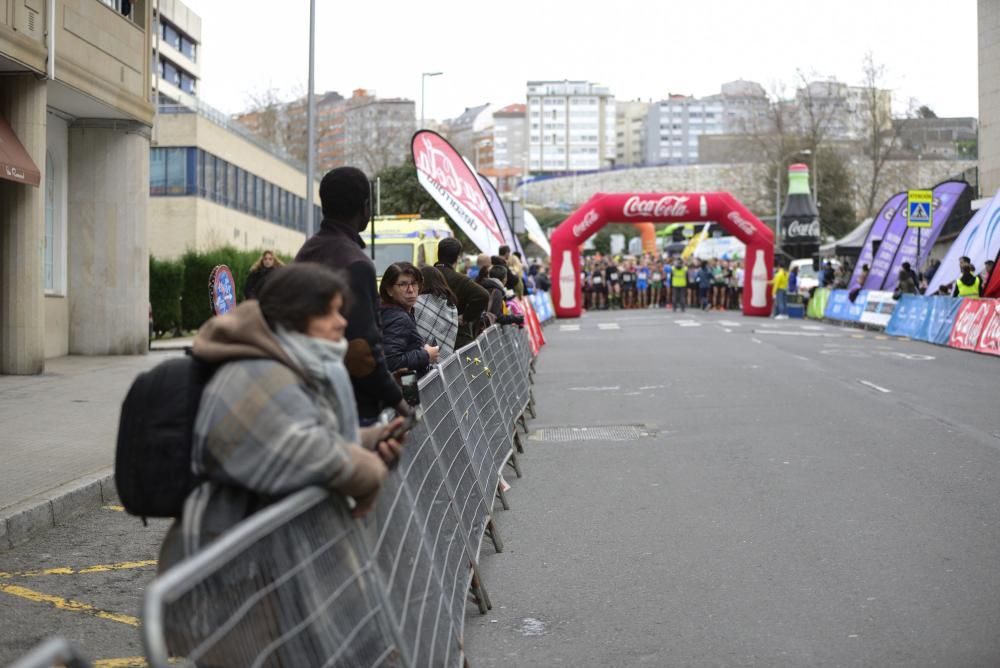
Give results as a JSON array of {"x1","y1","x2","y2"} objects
[
  {"x1": 44, "y1": 152, "x2": 56, "y2": 292},
  {"x1": 150, "y1": 148, "x2": 167, "y2": 195}
]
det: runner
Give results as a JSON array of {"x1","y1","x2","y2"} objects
[
  {"x1": 621, "y1": 259, "x2": 636, "y2": 309},
  {"x1": 650, "y1": 260, "x2": 664, "y2": 309},
  {"x1": 606, "y1": 260, "x2": 621, "y2": 310},
  {"x1": 636, "y1": 261, "x2": 650, "y2": 309},
  {"x1": 712, "y1": 259, "x2": 727, "y2": 310}
]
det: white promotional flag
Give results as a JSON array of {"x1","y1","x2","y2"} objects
[
  {"x1": 522, "y1": 209, "x2": 550, "y2": 257},
  {"x1": 411, "y1": 131, "x2": 505, "y2": 255},
  {"x1": 925, "y1": 188, "x2": 1000, "y2": 294}
]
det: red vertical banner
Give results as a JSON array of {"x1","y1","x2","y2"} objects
[
  {"x1": 948, "y1": 299, "x2": 993, "y2": 351},
  {"x1": 973, "y1": 300, "x2": 1000, "y2": 356},
  {"x1": 520, "y1": 298, "x2": 543, "y2": 355}
]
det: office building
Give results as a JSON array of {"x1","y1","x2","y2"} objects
[
  {"x1": 526, "y1": 80, "x2": 616, "y2": 173},
  {"x1": 153, "y1": 0, "x2": 200, "y2": 106},
  {"x1": 615, "y1": 100, "x2": 650, "y2": 167},
  {"x1": 444, "y1": 103, "x2": 493, "y2": 166},
  {"x1": 795, "y1": 80, "x2": 892, "y2": 141},
  {"x1": 1, "y1": 0, "x2": 154, "y2": 373},
  {"x1": 483, "y1": 104, "x2": 527, "y2": 192}
]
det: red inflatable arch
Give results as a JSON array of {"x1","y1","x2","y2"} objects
[{"x1": 551, "y1": 192, "x2": 775, "y2": 318}]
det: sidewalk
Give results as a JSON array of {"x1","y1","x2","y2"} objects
[{"x1": 0, "y1": 351, "x2": 179, "y2": 550}]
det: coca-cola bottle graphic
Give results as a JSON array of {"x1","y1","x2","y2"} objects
[
  {"x1": 781, "y1": 163, "x2": 820, "y2": 258},
  {"x1": 558, "y1": 250, "x2": 576, "y2": 309},
  {"x1": 750, "y1": 249, "x2": 767, "y2": 308}
]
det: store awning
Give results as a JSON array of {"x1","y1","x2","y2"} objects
[{"x1": 0, "y1": 115, "x2": 41, "y2": 187}]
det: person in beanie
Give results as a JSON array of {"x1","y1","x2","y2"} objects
[{"x1": 294, "y1": 167, "x2": 406, "y2": 424}]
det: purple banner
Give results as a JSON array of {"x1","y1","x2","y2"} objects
[
  {"x1": 882, "y1": 181, "x2": 969, "y2": 291},
  {"x1": 849, "y1": 192, "x2": 905, "y2": 290},
  {"x1": 477, "y1": 173, "x2": 523, "y2": 255},
  {"x1": 862, "y1": 197, "x2": 910, "y2": 290}
]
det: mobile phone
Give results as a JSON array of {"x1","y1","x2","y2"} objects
[{"x1": 400, "y1": 371, "x2": 420, "y2": 407}]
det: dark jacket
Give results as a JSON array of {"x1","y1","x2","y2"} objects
[
  {"x1": 295, "y1": 220, "x2": 402, "y2": 419},
  {"x1": 435, "y1": 263, "x2": 489, "y2": 348},
  {"x1": 697, "y1": 267, "x2": 713, "y2": 289},
  {"x1": 243, "y1": 266, "x2": 274, "y2": 300},
  {"x1": 380, "y1": 304, "x2": 430, "y2": 375}
]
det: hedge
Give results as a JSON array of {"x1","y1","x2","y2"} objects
[{"x1": 150, "y1": 247, "x2": 291, "y2": 335}]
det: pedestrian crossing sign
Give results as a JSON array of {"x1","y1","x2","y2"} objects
[{"x1": 907, "y1": 190, "x2": 933, "y2": 228}]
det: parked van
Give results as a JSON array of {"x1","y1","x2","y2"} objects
[
  {"x1": 790, "y1": 257, "x2": 841, "y2": 297},
  {"x1": 359, "y1": 216, "x2": 454, "y2": 279}
]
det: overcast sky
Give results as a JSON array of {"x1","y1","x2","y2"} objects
[{"x1": 183, "y1": 0, "x2": 980, "y2": 121}]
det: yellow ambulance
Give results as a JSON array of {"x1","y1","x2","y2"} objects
[{"x1": 359, "y1": 216, "x2": 455, "y2": 280}]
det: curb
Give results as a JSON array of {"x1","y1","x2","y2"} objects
[{"x1": 0, "y1": 469, "x2": 118, "y2": 553}]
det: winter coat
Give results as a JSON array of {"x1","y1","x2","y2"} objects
[
  {"x1": 380, "y1": 304, "x2": 430, "y2": 375},
  {"x1": 242, "y1": 266, "x2": 274, "y2": 300},
  {"x1": 698, "y1": 267, "x2": 714, "y2": 289},
  {"x1": 295, "y1": 220, "x2": 402, "y2": 419},
  {"x1": 435, "y1": 263, "x2": 489, "y2": 349},
  {"x1": 158, "y1": 301, "x2": 385, "y2": 571}
]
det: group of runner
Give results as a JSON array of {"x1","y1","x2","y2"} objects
[{"x1": 581, "y1": 254, "x2": 745, "y2": 311}]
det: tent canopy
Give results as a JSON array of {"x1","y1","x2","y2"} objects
[{"x1": 820, "y1": 218, "x2": 873, "y2": 257}]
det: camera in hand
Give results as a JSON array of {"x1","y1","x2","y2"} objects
[{"x1": 400, "y1": 371, "x2": 420, "y2": 407}]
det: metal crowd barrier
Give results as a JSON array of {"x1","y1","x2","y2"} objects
[
  {"x1": 142, "y1": 324, "x2": 538, "y2": 668},
  {"x1": 8, "y1": 637, "x2": 92, "y2": 668}
]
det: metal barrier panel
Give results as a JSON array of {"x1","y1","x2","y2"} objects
[
  {"x1": 460, "y1": 337, "x2": 512, "y2": 487},
  {"x1": 502, "y1": 327, "x2": 530, "y2": 415},
  {"x1": 491, "y1": 329, "x2": 520, "y2": 428},
  {"x1": 8, "y1": 638, "x2": 91, "y2": 668},
  {"x1": 477, "y1": 328, "x2": 513, "y2": 429},
  {"x1": 144, "y1": 489, "x2": 400, "y2": 668}
]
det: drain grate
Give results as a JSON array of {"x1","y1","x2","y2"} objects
[{"x1": 531, "y1": 424, "x2": 650, "y2": 442}]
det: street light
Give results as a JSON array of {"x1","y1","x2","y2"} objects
[
  {"x1": 775, "y1": 148, "x2": 811, "y2": 246},
  {"x1": 420, "y1": 72, "x2": 443, "y2": 130}
]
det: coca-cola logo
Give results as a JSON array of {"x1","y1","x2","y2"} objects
[
  {"x1": 622, "y1": 195, "x2": 689, "y2": 218},
  {"x1": 951, "y1": 302, "x2": 991, "y2": 349},
  {"x1": 976, "y1": 304, "x2": 1000, "y2": 354},
  {"x1": 413, "y1": 135, "x2": 504, "y2": 244},
  {"x1": 786, "y1": 219, "x2": 820, "y2": 239},
  {"x1": 572, "y1": 209, "x2": 601, "y2": 238},
  {"x1": 883, "y1": 206, "x2": 897, "y2": 221},
  {"x1": 727, "y1": 211, "x2": 756, "y2": 237}
]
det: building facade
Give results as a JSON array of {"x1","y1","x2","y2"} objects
[
  {"x1": 1, "y1": 0, "x2": 155, "y2": 374},
  {"x1": 897, "y1": 117, "x2": 979, "y2": 159},
  {"x1": 340, "y1": 90, "x2": 415, "y2": 175},
  {"x1": 526, "y1": 81, "x2": 616, "y2": 173},
  {"x1": 615, "y1": 100, "x2": 650, "y2": 167},
  {"x1": 149, "y1": 105, "x2": 318, "y2": 260},
  {"x1": 795, "y1": 80, "x2": 892, "y2": 141},
  {"x1": 444, "y1": 103, "x2": 492, "y2": 166},
  {"x1": 153, "y1": 0, "x2": 200, "y2": 106},
  {"x1": 980, "y1": 0, "x2": 1000, "y2": 197}
]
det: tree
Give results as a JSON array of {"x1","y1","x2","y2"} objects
[
  {"x1": 238, "y1": 85, "x2": 308, "y2": 164},
  {"x1": 856, "y1": 51, "x2": 902, "y2": 219},
  {"x1": 813, "y1": 146, "x2": 856, "y2": 239},
  {"x1": 917, "y1": 105, "x2": 937, "y2": 119}
]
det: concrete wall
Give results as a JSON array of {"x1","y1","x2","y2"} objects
[
  {"x1": 67, "y1": 120, "x2": 150, "y2": 355},
  {"x1": 0, "y1": 76, "x2": 47, "y2": 374},
  {"x1": 150, "y1": 196, "x2": 305, "y2": 260},
  {"x1": 980, "y1": 0, "x2": 1000, "y2": 196},
  {"x1": 44, "y1": 113, "x2": 70, "y2": 358}
]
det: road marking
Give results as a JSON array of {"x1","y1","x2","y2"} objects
[
  {"x1": 0, "y1": 583, "x2": 140, "y2": 627},
  {"x1": 639, "y1": 385, "x2": 666, "y2": 390},
  {"x1": 94, "y1": 659, "x2": 148, "y2": 668},
  {"x1": 598, "y1": 323, "x2": 620, "y2": 330},
  {"x1": 751, "y1": 338, "x2": 763, "y2": 344},
  {"x1": 858, "y1": 380, "x2": 891, "y2": 394},
  {"x1": 559, "y1": 324, "x2": 580, "y2": 332},
  {"x1": 103, "y1": 504, "x2": 125, "y2": 512},
  {"x1": 724, "y1": 328, "x2": 733, "y2": 333},
  {"x1": 794, "y1": 355, "x2": 810, "y2": 361},
  {"x1": 718, "y1": 320, "x2": 742, "y2": 327},
  {"x1": 676, "y1": 320, "x2": 701, "y2": 327},
  {"x1": 875, "y1": 335, "x2": 888, "y2": 340},
  {"x1": 851, "y1": 334, "x2": 865, "y2": 339},
  {"x1": 753, "y1": 330, "x2": 840, "y2": 338},
  {"x1": 0, "y1": 560, "x2": 157, "y2": 579},
  {"x1": 800, "y1": 325, "x2": 824, "y2": 331},
  {"x1": 569, "y1": 385, "x2": 620, "y2": 391}
]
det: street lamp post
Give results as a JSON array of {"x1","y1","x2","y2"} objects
[
  {"x1": 420, "y1": 72, "x2": 443, "y2": 130},
  {"x1": 775, "y1": 148, "x2": 811, "y2": 248}
]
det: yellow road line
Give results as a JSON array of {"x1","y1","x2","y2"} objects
[
  {"x1": 103, "y1": 504, "x2": 126, "y2": 512},
  {"x1": 0, "y1": 583, "x2": 140, "y2": 626},
  {"x1": 94, "y1": 658, "x2": 148, "y2": 667},
  {"x1": 0, "y1": 560, "x2": 157, "y2": 579}
]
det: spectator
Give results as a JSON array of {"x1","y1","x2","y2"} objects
[
  {"x1": 772, "y1": 262, "x2": 789, "y2": 318},
  {"x1": 481, "y1": 264, "x2": 509, "y2": 323},
  {"x1": 954, "y1": 262, "x2": 983, "y2": 298},
  {"x1": 243, "y1": 250, "x2": 284, "y2": 300},
  {"x1": 788, "y1": 265, "x2": 799, "y2": 298},
  {"x1": 379, "y1": 262, "x2": 438, "y2": 377},
  {"x1": 981, "y1": 260, "x2": 995, "y2": 288},
  {"x1": 850, "y1": 264, "x2": 869, "y2": 302},
  {"x1": 415, "y1": 265, "x2": 459, "y2": 359},
  {"x1": 924, "y1": 258, "x2": 941, "y2": 283},
  {"x1": 500, "y1": 245, "x2": 525, "y2": 297},
  {"x1": 159, "y1": 263, "x2": 405, "y2": 571},
  {"x1": 535, "y1": 267, "x2": 551, "y2": 292},
  {"x1": 471, "y1": 253, "x2": 491, "y2": 280},
  {"x1": 895, "y1": 262, "x2": 919, "y2": 297},
  {"x1": 294, "y1": 167, "x2": 404, "y2": 424},
  {"x1": 435, "y1": 238, "x2": 489, "y2": 349}
]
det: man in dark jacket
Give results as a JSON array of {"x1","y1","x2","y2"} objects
[
  {"x1": 295, "y1": 166, "x2": 405, "y2": 423},
  {"x1": 435, "y1": 238, "x2": 488, "y2": 349}
]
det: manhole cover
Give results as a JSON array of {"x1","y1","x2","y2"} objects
[{"x1": 531, "y1": 424, "x2": 650, "y2": 442}]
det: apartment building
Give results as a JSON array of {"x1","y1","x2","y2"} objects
[
  {"x1": 615, "y1": 100, "x2": 650, "y2": 167},
  {"x1": 526, "y1": 80, "x2": 616, "y2": 173},
  {"x1": 340, "y1": 90, "x2": 415, "y2": 175},
  {"x1": 795, "y1": 80, "x2": 892, "y2": 141},
  {"x1": 153, "y1": 0, "x2": 200, "y2": 106},
  {"x1": 1, "y1": 0, "x2": 155, "y2": 373},
  {"x1": 445, "y1": 103, "x2": 492, "y2": 166}
]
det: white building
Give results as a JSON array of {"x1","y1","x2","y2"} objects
[
  {"x1": 153, "y1": 0, "x2": 201, "y2": 106},
  {"x1": 616, "y1": 100, "x2": 650, "y2": 167},
  {"x1": 526, "y1": 80, "x2": 616, "y2": 173},
  {"x1": 795, "y1": 80, "x2": 892, "y2": 141}
]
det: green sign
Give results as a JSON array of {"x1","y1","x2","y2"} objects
[{"x1": 907, "y1": 189, "x2": 933, "y2": 228}]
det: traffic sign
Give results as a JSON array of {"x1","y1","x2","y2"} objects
[{"x1": 907, "y1": 189, "x2": 933, "y2": 228}]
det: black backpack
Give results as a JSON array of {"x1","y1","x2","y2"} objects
[{"x1": 114, "y1": 352, "x2": 218, "y2": 519}]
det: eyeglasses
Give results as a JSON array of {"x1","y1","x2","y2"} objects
[{"x1": 395, "y1": 281, "x2": 419, "y2": 291}]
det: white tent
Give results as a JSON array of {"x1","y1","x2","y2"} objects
[{"x1": 819, "y1": 218, "x2": 873, "y2": 257}]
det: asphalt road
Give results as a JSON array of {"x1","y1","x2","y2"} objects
[
  {"x1": 464, "y1": 308, "x2": 1000, "y2": 667},
  {"x1": 2, "y1": 309, "x2": 998, "y2": 667}
]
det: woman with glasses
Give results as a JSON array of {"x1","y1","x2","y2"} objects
[{"x1": 379, "y1": 262, "x2": 439, "y2": 376}]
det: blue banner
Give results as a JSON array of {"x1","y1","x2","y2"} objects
[
  {"x1": 825, "y1": 289, "x2": 868, "y2": 322},
  {"x1": 925, "y1": 296, "x2": 963, "y2": 345},
  {"x1": 886, "y1": 295, "x2": 932, "y2": 338}
]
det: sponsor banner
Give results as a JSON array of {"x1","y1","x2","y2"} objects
[
  {"x1": 926, "y1": 188, "x2": 1000, "y2": 295},
  {"x1": 477, "y1": 174, "x2": 522, "y2": 255},
  {"x1": 975, "y1": 300, "x2": 1000, "y2": 356},
  {"x1": 948, "y1": 299, "x2": 993, "y2": 351},
  {"x1": 824, "y1": 289, "x2": 868, "y2": 322},
  {"x1": 883, "y1": 181, "x2": 969, "y2": 292},
  {"x1": 859, "y1": 291, "x2": 897, "y2": 328},
  {"x1": 885, "y1": 294, "x2": 931, "y2": 338},
  {"x1": 922, "y1": 296, "x2": 964, "y2": 345},
  {"x1": 850, "y1": 192, "x2": 906, "y2": 290},
  {"x1": 863, "y1": 201, "x2": 909, "y2": 290},
  {"x1": 209, "y1": 265, "x2": 236, "y2": 316},
  {"x1": 985, "y1": 246, "x2": 1000, "y2": 299},
  {"x1": 522, "y1": 209, "x2": 551, "y2": 257},
  {"x1": 806, "y1": 287, "x2": 831, "y2": 320},
  {"x1": 412, "y1": 130, "x2": 505, "y2": 255},
  {"x1": 782, "y1": 217, "x2": 821, "y2": 245}
]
